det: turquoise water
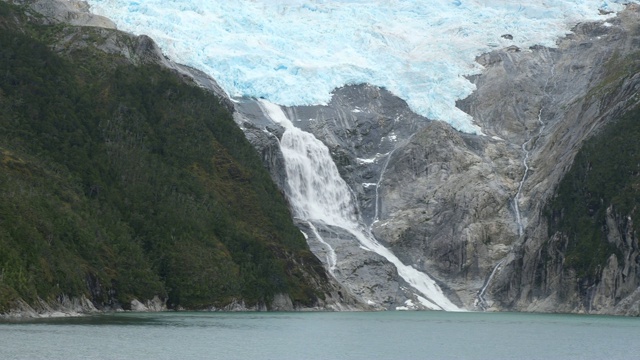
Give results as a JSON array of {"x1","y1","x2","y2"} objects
[{"x1": 1, "y1": 311, "x2": 638, "y2": 359}]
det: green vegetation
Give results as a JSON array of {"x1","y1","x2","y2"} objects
[
  {"x1": 0, "y1": 2, "x2": 324, "y2": 312},
  {"x1": 587, "y1": 50, "x2": 640, "y2": 101},
  {"x1": 546, "y1": 106, "x2": 640, "y2": 280}
]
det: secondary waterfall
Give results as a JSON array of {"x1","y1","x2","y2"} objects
[
  {"x1": 258, "y1": 100, "x2": 462, "y2": 311},
  {"x1": 495, "y1": 57, "x2": 556, "y2": 308},
  {"x1": 513, "y1": 58, "x2": 555, "y2": 237},
  {"x1": 475, "y1": 260, "x2": 505, "y2": 310}
]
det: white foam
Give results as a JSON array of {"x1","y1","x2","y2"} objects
[
  {"x1": 357, "y1": 157, "x2": 377, "y2": 164},
  {"x1": 87, "y1": 0, "x2": 631, "y2": 134}
]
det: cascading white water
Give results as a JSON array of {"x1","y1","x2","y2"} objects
[
  {"x1": 475, "y1": 260, "x2": 505, "y2": 310},
  {"x1": 258, "y1": 100, "x2": 356, "y2": 226},
  {"x1": 258, "y1": 100, "x2": 462, "y2": 311}
]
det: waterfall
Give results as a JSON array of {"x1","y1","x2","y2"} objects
[
  {"x1": 513, "y1": 136, "x2": 533, "y2": 237},
  {"x1": 496, "y1": 56, "x2": 556, "y2": 309},
  {"x1": 373, "y1": 148, "x2": 397, "y2": 224},
  {"x1": 475, "y1": 260, "x2": 505, "y2": 310},
  {"x1": 512, "y1": 58, "x2": 555, "y2": 237},
  {"x1": 258, "y1": 100, "x2": 462, "y2": 311},
  {"x1": 305, "y1": 221, "x2": 337, "y2": 275}
]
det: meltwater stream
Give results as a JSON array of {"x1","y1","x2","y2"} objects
[
  {"x1": 258, "y1": 100, "x2": 461, "y2": 311},
  {"x1": 477, "y1": 54, "x2": 558, "y2": 309},
  {"x1": 512, "y1": 57, "x2": 556, "y2": 237}
]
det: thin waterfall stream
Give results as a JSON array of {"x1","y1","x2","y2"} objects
[
  {"x1": 305, "y1": 221, "x2": 337, "y2": 275},
  {"x1": 373, "y1": 149, "x2": 397, "y2": 224},
  {"x1": 481, "y1": 58, "x2": 556, "y2": 309},
  {"x1": 475, "y1": 260, "x2": 505, "y2": 310},
  {"x1": 513, "y1": 59, "x2": 555, "y2": 238},
  {"x1": 258, "y1": 100, "x2": 462, "y2": 311}
]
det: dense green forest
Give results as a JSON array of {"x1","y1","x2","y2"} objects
[
  {"x1": 0, "y1": 2, "x2": 327, "y2": 312},
  {"x1": 546, "y1": 106, "x2": 640, "y2": 280}
]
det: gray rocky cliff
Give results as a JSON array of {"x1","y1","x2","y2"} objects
[
  {"x1": 237, "y1": 6, "x2": 640, "y2": 314},
  {"x1": 375, "y1": 121, "x2": 518, "y2": 308},
  {"x1": 10, "y1": 0, "x2": 115, "y2": 28},
  {"x1": 459, "y1": 6, "x2": 640, "y2": 313}
]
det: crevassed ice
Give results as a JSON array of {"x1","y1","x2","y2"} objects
[{"x1": 87, "y1": 0, "x2": 630, "y2": 134}]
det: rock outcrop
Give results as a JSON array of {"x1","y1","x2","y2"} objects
[{"x1": 472, "y1": 6, "x2": 640, "y2": 314}]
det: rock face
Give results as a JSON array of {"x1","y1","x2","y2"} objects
[
  {"x1": 236, "y1": 6, "x2": 640, "y2": 314},
  {"x1": 470, "y1": 7, "x2": 640, "y2": 314},
  {"x1": 376, "y1": 121, "x2": 518, "y2": 308}
]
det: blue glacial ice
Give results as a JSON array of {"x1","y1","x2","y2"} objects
[{"x1": 86, "y1": 0, "x2": 631, "y2": 134}]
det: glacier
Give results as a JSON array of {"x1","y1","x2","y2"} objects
[{"x1": 86, "y1": 0, "x2": 630, "y2": 133}]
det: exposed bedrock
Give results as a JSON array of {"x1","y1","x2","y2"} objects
[
  {"x1": 460, "y1": 6, "x2": 640, "y2": 313},
  {"x1": 238, "y1": 6, "x2": 640, "y2": 314}
]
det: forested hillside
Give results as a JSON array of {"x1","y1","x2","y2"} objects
[
  {"x1": 0, "y1": 2, "x2": 328, "y2": 312},
  {"x1": 546, "y1": 105, "x2": 640, "y2": 284}
]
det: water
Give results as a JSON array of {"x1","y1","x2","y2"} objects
[
  {"x1": 513, "y1": 53, "x2": 555, "y2": 237},
  {"x1": 1, "y1": 312, "x2": 638, "y2": 360},
  {"x1": 257, "y1": 100, "x2": 459, "y2": 311}
]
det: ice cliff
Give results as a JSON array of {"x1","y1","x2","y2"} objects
[{"x1": 87, "y1": 0, "x2": 630, "y2": 134}]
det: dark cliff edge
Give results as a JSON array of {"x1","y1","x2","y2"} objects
[{"x1": 0, "y1": 0, "x2": 356, "y2": 318}]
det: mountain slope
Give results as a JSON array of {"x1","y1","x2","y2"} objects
[
  {"x1": 0, "y1": 1, "x2": 345, "y2": 314},
  {"x1": 542, "y1": 105, "x2": 640, "y2": 313},
  {"x1": 458, "y1": 7, "x2": 640, "y2": 314}
]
